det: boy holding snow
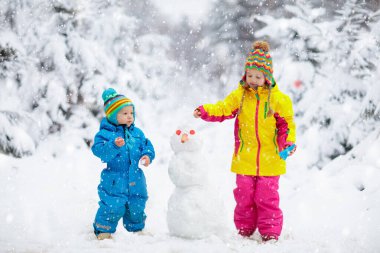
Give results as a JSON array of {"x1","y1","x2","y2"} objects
[
  {"x1": 91, "y1": 88, "x2": 155, "y2": 240},
  {"x1": 193, "y1": 41, "x2": 296, "y2": 242}
]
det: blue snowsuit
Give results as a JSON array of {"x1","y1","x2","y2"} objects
[{"x1": 92, "y1": 118, "x2": 155, "y2": 234}]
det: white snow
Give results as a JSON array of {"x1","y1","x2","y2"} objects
[
  {"x1": 1, "y1": 107, "x2": 379, "y2": 252},
  {"x1": 0, "y1": 0, "x2": 379, "y2": 252}
]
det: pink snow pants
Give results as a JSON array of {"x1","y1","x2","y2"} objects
[{"x1": 233, "y1": 174, "x2": 283, "y2": 238}]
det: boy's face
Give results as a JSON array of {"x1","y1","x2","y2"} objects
[
  {"x1": 117, "y1": 106, "x2": 134, "y2": 126},
  {"x1": 246, "y1": 68, "x2": 265, "y2": 88}
]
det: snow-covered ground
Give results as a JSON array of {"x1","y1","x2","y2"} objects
[
  {"x1": 1, "y1": 1, "x2": 379, "y2": 252},
  {"x1": 1, "y1": 106, "x2": 379, "y2": 252}
]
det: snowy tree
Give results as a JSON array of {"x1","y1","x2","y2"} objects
[
  {"x1": 200, "y1": 0, "x2": 288, "y2": 95},
  {"x1": 333, "y1": 0, "x2": 379, "y2": 77},
  {"x1": 255, "y1": 1, "x2": 329, "y2": 103},
  {"x1": 320, "y1": 0, "x2": 380, "y2": 163},
  {"x1": 0, "y1": 0, "x2": 176, "y2": 157},
  {"x1": 254, "y1": 0, "x2": 380, "y2": 169},
  {"x1": 169, "y1": 17, "x2": 204, "y2": 74}
]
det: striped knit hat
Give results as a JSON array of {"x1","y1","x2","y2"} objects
[
  {"x1": 244, "y1": 41, "x2": 273, "y2": 86},
  {"x1": 102, "y1": 88, "x2": 133, "y2": 125},
  {"x1": 240, "y1": 41, "x2": 274, "y2": 117}
]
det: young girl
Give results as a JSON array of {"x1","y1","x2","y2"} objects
[
  {"x1": 193, "y1": 41, "x2": 296, "y2": 242},
  {"x1": 91, "y1": 88, "x2": 155, "y2": 240}
]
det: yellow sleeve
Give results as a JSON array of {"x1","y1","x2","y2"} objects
[{"x1": 198, "y1": 87, "x2": 243, "y2": 122}]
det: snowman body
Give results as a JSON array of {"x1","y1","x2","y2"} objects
[{"x1": 167, "y1": 128, "x2": 221, "y2": 239}]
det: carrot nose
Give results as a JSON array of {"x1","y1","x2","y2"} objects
[{"x1": 181, "y1": 133, "x2": 189, "y2": 143}]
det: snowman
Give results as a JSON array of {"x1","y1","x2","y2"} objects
[{"x1": 167, "y1": 127, "x2": 223, "y2": 239}]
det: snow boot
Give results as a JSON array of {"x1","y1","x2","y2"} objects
[
  {"x1": 97, "y1": 233, "x2": 112, "y2": 240},
  {"x1": 238, "y1": 229, "x2": 254, "y2": 238},
  {"x1": 133, "y1": 230, "x2": 152, "y2": 236},
  {"x1": 261, "y1": 235, "x2": 278, "y2": 243}
]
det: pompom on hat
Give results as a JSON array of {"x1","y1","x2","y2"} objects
[{"x1": 102, "y1": 88, "x2": 133, "y2": 125}]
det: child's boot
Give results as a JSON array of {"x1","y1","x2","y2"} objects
[
  {"x1": 261, "y1": 235, "x2": 278, "y2": 243},
  {"x1": 238, "y1": 229, "x2": 254, "y2": 238},
  {"x1": 97, "y1": 233, "x2": 112, "y2": 240},
  {"x1": 133, "y1": 230, "x2": 152, "y2": 236}
]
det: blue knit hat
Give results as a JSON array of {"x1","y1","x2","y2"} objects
[{"x1": 102, "y1": 88, "x2": 133, "y2": 125}]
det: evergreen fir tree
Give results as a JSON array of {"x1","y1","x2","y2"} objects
[
  {"x1": 253, "y1": 0, "x2": 380, "y2": 168},
  {"x1": 0, "y1": 0, "x2": 175, "y2": 157},
  {"x1": 201, "y1": 0, "x2": 286, "y2": 95}
]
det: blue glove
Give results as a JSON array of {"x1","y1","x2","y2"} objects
[{"x1": 279, "y1": 144, "x2": 296, "y2": 160}]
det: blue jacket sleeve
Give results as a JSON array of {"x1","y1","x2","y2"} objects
[
  {"x1": 91, "y1": 131, "x2": 121, "y2": 163},
  {"x1": 142, "y1": 138, "x2": 155, "y2": 163}
]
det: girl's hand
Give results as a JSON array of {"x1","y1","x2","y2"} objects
[
  {"x1": 115, "y1": 137, "x2": 125, "y2": 147},
  {"x1": 140, "y1": 155, "x2": 151, "y2": 167},
  {"x1": 193, "y1": 108, "x2": 201, "y2": 118},
  {"x1": 285, "y1": 143, "x2": 297, "y2": 156}
]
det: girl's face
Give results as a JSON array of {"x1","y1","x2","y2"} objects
[
  {"x1": 246, "y1": 69, "x2": 265, "y2": 89},
  {"x1": 117, "y1": 106, "x2": 134, "y2": 126}
]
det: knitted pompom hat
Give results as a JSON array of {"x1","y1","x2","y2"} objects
[
  {"x1": 244, "y1": 41, "x2": 274, "y2": 86},
  {"x1": 240, "y1": 41, "x2": 274, "y2": 117},
  {"x1": 102, "y1": 88, "x2": 133, "y2": 125}
]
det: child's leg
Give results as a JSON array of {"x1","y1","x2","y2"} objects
[
  {"x1": 93, "y1": 199, "x2": 126, "y2": 235},
  {"x1": 255, "y1": 176, "x2": 283, "y2": 239},
  {"x1": 233, "y1": 174, "x2": 257, "y2": 236},
  {"x1": 123, "y1": 196, "x2": 148, "y2": 232},
  {"x1": 93, "y1": 171, "x2": 128, "y2": 235}
]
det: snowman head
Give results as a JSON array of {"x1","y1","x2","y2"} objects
[{"x1": 170, "y1": 127, "x2": 202, "y2": 153}]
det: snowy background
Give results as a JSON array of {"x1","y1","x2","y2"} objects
[{"x1": 1, "y1": 0, "x2": 380, "y2": 252}]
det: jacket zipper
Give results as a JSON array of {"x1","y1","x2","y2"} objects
[
  {"x1": 254, "y1": 93, "x2": 261, "y2": 176},
  {"x1": 124, "y1": 126, "x2": 132, "y2": 192}
]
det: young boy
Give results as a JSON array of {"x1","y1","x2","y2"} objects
[{"x1": 91, "y1": 88, "x2": 155, "y2": 240}]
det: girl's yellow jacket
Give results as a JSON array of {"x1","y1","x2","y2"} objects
[{"x1": 198, "y1": 84, "x2": 296, "y2": 176}]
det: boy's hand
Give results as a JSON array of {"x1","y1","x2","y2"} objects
[
  {"x1": 115, "y1": 137, "x2": 125, "y2": 147},
  {"x1": 193, "y1": 108, "x2": 201, "y2": 118},
  {"x1": 139, "y1": 155, "x2": 151, "y2": 167}
]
